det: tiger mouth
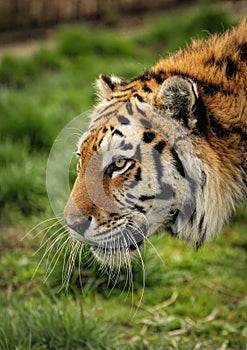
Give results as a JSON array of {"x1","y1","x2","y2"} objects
[
  {"x1": 91, "y1": 222, "x2": 148, "y2": 255},
  {"x1": 91, "y1": 238, "x2": 144, "y2": 254},
  {"x1": 67, "y1": 222, "x2": 148, "y2": 263}
]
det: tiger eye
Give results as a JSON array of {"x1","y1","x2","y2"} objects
[{"x1": 114, "y1": 159, "x2": 126, "y2": 168}]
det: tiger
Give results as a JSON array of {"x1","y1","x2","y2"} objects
[{"x1": 64, "y1": 20, "x2": 247, "y2": 266}]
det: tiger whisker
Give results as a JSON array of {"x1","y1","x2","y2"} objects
[
  {"x1": 130, "y1": 214, "x2": 165, "y2": 265},
  {"x1": 60, "y1": 238, "x2": 81, "y2": 293},
  {"x1": 22, "y1": 215, "x2": 62, "y2": 241},
  {"x1": 122, "y1": 249, "x2": 134, "y2": 305},
  {"x1": 43, "y1": 231, "x2": 69, "y2": 276},
  {"x1": 39, "y1": 218, "x2": 64, "y2": 240},
  {"x1": 44, "y1": 227, "x2": 68, "y2": 254},
  {"x1": 67, "y1": 240, "x2": 81, "y2": 281},
  {"x1": 106, "y1": 237, "x2": 122, "y2": 293},
  {"x1": 78, "y1": 243, "x2": 85, "y2": 291},
  {"x1": 33, "y1": 224, "x2": 65, "y2": 256},
  {"x1": 44, "y1": 235, "x2": 71, "y2": 283},
  {"x1": 32, "y1": 229, "x2": 67, "y2": 279},
  {"x1": 127, "y1": 230, "x2": 146, "y2": 319},
  {"x1": 60, "y1": 237, "x2": 74, "y2": 290},
  {"x1": 118, "y1": 231, "x2": 133, "y2": 300}
]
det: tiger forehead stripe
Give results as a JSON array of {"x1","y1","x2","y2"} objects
[
  {"x1": 143, "y1": 131, "x2": 156, "y2": 143},
  {"x1": 117, "y1": 115, "x2": 130, "y2": 125}
]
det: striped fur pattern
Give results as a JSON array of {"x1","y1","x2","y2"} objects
[{"x1": 64, "y1": 21, "x2": 247, "y2": 265}]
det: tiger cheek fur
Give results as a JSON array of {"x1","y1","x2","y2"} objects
[{"x1": 64, "y1": 20, "x2": 247, "y2": 266}]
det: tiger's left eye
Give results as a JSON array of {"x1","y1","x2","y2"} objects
[{"x1": 114, "y1": 159, "x2": 127, "y2": 169}]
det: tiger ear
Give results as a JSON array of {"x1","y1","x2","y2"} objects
[
  {"x1": 96, "y1": 74, "x2": 127, "y2": 100},
  {"x1": 158, "y1": 76, "x2": 199, "y2": 130}
]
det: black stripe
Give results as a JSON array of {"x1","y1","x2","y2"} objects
[
  {"x1": 210, "y1": 115, "x2": 247, "y2": 142},
  {"x1": 154, "y1": 140, "x2": 166, "y2": 154},
  {"x1": 127, "y1": 163, "x2": 135, "y2": 171},
  {"x1": 134, "y1": 204, "x2": 146, "y2": 214},
  {"x1": 112, "y1": 193, "x2": 121, "y2": 203},
  {"x1": 101, "y1": 75, "x2": 116, "y2": 91},
  {"x1": 126, "y1": 102, "x2": 133, "y2": 115},
  {"x1": 140, "y1": 118, "x2": 151, "y2": 128},
  {"x1": 139, "y1": 195, "x2": 155, "y2": 201},
  {"x1": 231, "y1": 126, "x2": 247, "y2": 143},
  {"x1": 210, "y1": 115, "x2": 229, "y2": 138},
  {"x1": 121, "y1": 85, "x2": 136, "y2": 92},
  {"x1": 183, "y1": 201, "x2": 196, "y2": 221},
  {"x1": 112, "y1": 129, "x2": 124, "y2": 137},
  {"x1": 93, "y1": 110, "x2": 115, "y2": 123},
  {"x1": 121, "y1": 143, "x2": 133, "y2": 151},
  {"x1": 193, "y1": 96, "x2": 209, "y2": 135},
  {"x1": 136, "y1": 104, "x2": 147, "y2": 117},
  {"x1": 98, "y1": 135, "x2": 105, "y2": 148},
  {"x1": 189, "y1": 208, "x2": 197, "y2": 225},
  {"x1": 124, "y1": 197, "x2": 136, "y2": 206},
  {"x1": 199, "y1": 213, "x2": 205, "y2": 232},
  {"x1": 225, "y1": 57, "x2": 238, "y2": 79},
  {"x1": 151, "y1": 145, "x2": 174, "y2": 201},
  {"x1": 117, "y1": 115, "x2": 130, "y2": 125},
  {"x1": 138, "y1": 70, "x2": 165, "y2": 85},
  {"x1": 143, "y1": 84, "x2": 152, "y2": 93},
  {"x1": 135, "y1": 167, "x2": 142, "y2": 181},
  {"x1": 196, "y1": 229, "x2": 207, "y2": 249},
  {"x1": 133, "y1": 93, "x2": 144, "y2": 102},
  {"x1": 156, "y1": 184, "x2": 173, "y2": 200},
  {"x1": 137, "y1": 70, "x2": 150, "y2": 82},
  {"x1": 152, "y1": 148, "x2": 163, "y2": 182},
  {"x1": 129, "y1": 167, "x2": 142, "y2": 189},
  {"x1": 196, "y1": 215, "x2": 206, "y2": 249},
  {"x1": 134, "y1": 144, "x2": 142, "y2": 162},
  {"x1": 152, "y1": 71, "x2": 165, "y2": 84},
  {"x1": 239, "y1": 43, "x2": 247, "y2": 60},
  {"x1": 98, "y1": 103, "x2": 115, "y2": 115},
  {"x1": 143, "y1": 131, "x2": 155, "y2": 143},
  {"x1": 171, "y1": 147, "x2": 186, "y2": 178},
  {"x1": 205, "y1": 55, "x2": 216, "y2": 67},
  {"x1": 196, "y1": 79, "x2": 236, "y2": 97}
]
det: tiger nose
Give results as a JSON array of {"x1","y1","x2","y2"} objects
[{"x1": 64, "y1": 195, "x2": 92, "y2": 236}]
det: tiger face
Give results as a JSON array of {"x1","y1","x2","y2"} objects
[
  {"x1": 64, "y1": 21, "x2": 247, "y2": 266},
  {"x1": 64, "y1": 77, "x2": 207, "y2": 265}
]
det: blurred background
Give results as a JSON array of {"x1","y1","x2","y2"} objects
[{"x1": 0, "y1": 1, "x2": 246, "y2": 349}]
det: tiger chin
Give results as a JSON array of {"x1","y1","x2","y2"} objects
[{"x1": 64, "y1": 20, "x2": 247, "y2": 266}]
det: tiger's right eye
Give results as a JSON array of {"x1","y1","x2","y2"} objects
[
  {"x1": 114, "y1": 159, "x2": 127, "y2": 169},
  {"x1": 105, "y1": 158, "x2": 132, "y2": 178}
]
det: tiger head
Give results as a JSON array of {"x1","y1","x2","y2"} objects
[{"x1": 64, "y1": 75, "x2": 210, "y2": 265}]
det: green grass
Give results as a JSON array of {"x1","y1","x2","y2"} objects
[{"x1": 0, "y1": 2, "x2": 246, "y2": 349}]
